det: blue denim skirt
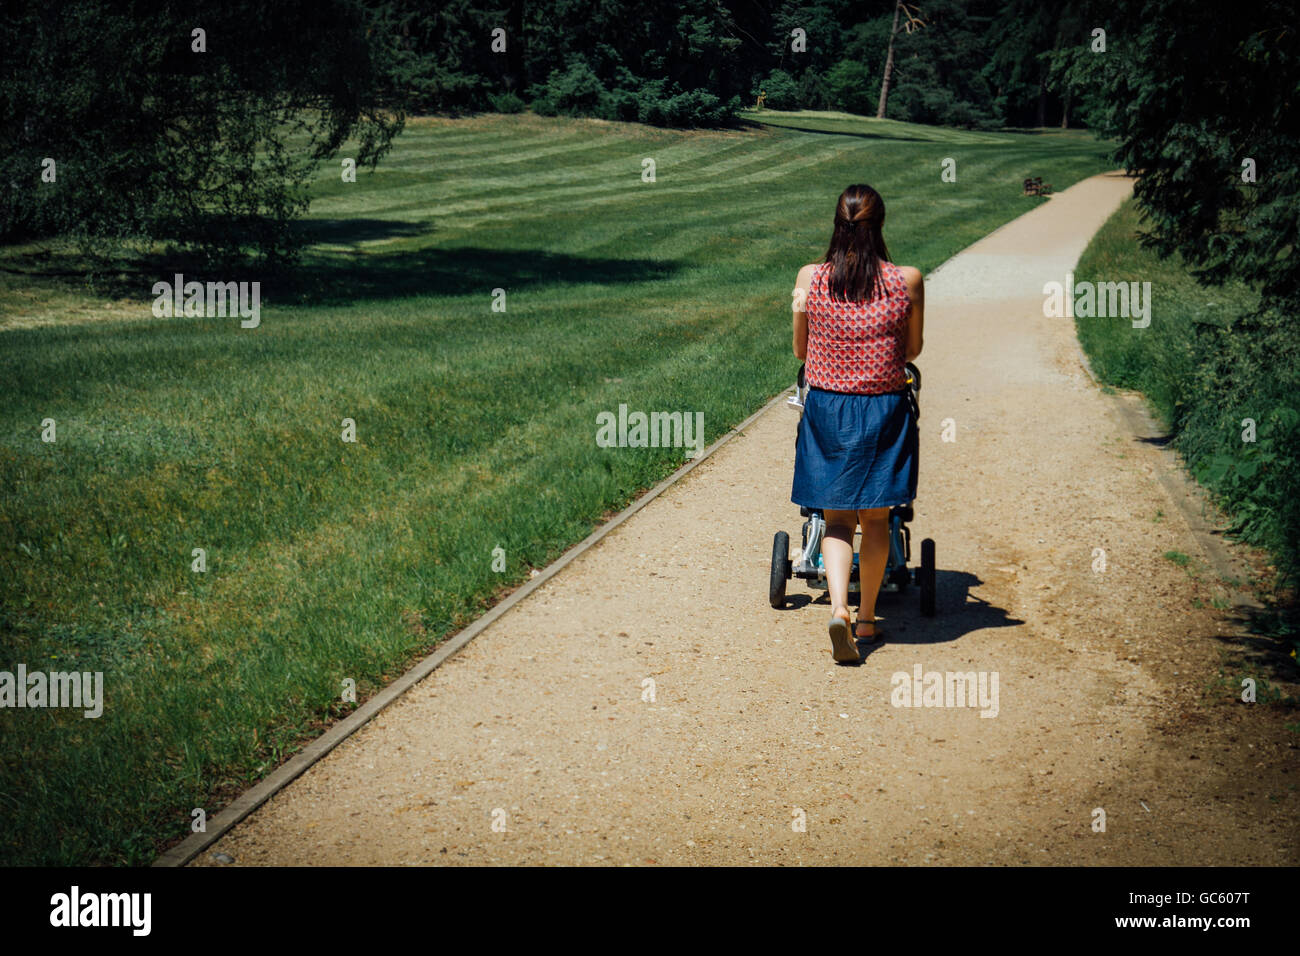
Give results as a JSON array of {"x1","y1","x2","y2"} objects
[{"x1": 791, "y1": 387, "x2": 918, "y2": 511}]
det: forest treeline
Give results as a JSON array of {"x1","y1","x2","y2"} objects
[{"x1": 385, "y1": 0, "x2": 1095, "y2": 130}]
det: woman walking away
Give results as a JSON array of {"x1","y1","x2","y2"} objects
[{"x1": 790, "y1": 184, "x2": 925, "y2": 664}]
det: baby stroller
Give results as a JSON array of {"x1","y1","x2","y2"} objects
[{"x1": 769, "y1": 362, "x2": 936, "y2": 616}]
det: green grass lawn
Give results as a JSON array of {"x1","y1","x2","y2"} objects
[
  {"x1": 1072, "y1": 198, "x2": 1261, "y2": 427},
  {"x1": 0, "y1": 110, "x2": 1115, "y2": 864}
]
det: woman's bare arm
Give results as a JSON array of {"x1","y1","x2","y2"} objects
[
  {"x1": 792, "y1": 263, "x2": 815, "y2": 359},
  {"x1": 901, "y1": 266, "x2": 925, "y2": 362}
]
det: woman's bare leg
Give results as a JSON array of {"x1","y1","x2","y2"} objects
[
  {"x1": 856, "y1": 507, "x2": 891, "y2": 635},
  {"x1": 822, "y1": 509, "x2": 858, "y2": 625}
]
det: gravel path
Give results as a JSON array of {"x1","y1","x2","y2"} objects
[{"x1": 193, "y1": 172, "x2": 1298, "y2": 865}]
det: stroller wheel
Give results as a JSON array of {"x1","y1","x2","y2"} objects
[
  {"x1": 769, "y1": 531, "x2": 791, "y2": 609},
  {"x1": 919, "y1": 538, "x2": 936, "y2": 617}
]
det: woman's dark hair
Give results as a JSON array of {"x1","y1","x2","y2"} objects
[{"x1": 823, "y1": 184, "x2": 891, "y2": 302}]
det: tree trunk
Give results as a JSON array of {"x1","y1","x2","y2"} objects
[
  {"x1": 876, "y1": 1, "x2": 902, "y2": 119},
  {"x1": 1043, "y1": 25, "x2": 1063, "y2": 129},
  {"x1": 506, "y1": 0, "x2": 524, "y2": 91},
  {"x1": 1060, "y1": 89, "x2": 1070, "y2": 129}
]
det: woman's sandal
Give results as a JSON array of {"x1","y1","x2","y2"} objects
[
  {"x1": 856, "y1": 619, "x2": 884, "y2": 643},
  {"x1": 828, "y1": 611, "x2": 859, "y2": 663}
]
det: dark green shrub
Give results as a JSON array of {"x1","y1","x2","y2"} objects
[
  {"x1": 755, "y1": 69, "x2": 800, "y2": 110},
  {"x1": 658, "y1": 89, "x2": 730, "y2": 128},
  {"x1": 527, "y1": 58, "x2": 607, "y2": 117},
  {"x1": 488, "y1": 91, "x2": 526, "y2": 114},
  {"x1": 823, "y1": 60, "x2": 876, "y2": 115},
  {"x1": 600, "y1": 87, "x2": 641, "y2": 123},
  {"x1": 796, "y1": 69, "x2": 829, "y2": 111},
  {"x1": 529, "y1": 94, "x2": 558, "y2": 116},
  {"x1": 1180, "y1": 307, "x2": 1300, "y2": 584}
]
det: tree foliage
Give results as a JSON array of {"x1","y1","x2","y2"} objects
[
  {"x1": 1050, "y1": 0, "x2": 1300, "y2": 581},
  {"x1": 1, "y1": 0, "x2": 407, "y2": 264},
  {"x1": 382, "y1": 0, "x2": 1084, "y2": 130}
]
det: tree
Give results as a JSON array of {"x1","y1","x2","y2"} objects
[
  {"x1": 1052, "y1": 0, "x2": 1298, "y2": 307},
  {"x1": 877, "y1": 1, "x2": 903, "y2": 117},
  {"x1": 984, "y1": 0, "x2": 1070, "y2": 128},
  {"x1": 1052, "y1": 0, "x2": 1300, "y2": 580},
  {"x1": 384, "y1": 0, "x2": 511, "y2": 113},
  {"x1": 825, "y1": 59, "x2": 879, "y2": 115},
  {"x1": 0, "y1": 0, "x2": 406, "y2": 265},
  {"x1": 876, "y1": 1, "x2": 926, "y2": 117},
  {"x1": 877, "y1": 0, "x2": 999, "y2": 128}
]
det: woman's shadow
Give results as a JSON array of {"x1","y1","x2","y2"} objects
[{"x1": 780, "y1": 568, "x2": 1022, "y2": 665}]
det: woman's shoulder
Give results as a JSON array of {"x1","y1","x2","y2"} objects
[
  {"x1": 795, "y1": 261, "x2": 824, "y2": 284},
  {"x1": 892, "y1": 263, "x2": 923, "y2": 286}
]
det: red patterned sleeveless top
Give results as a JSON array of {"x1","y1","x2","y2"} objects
[{"x1": 804, "y1": 260, "x2": 912, "y2": 394}]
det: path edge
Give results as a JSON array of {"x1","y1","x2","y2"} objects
[
  {"x1": 1070, "y1": 326, "x2": 1263, "y2": 611},
  {"x1": 153, "y1": 388, "x2": 791, "y2": 867}
]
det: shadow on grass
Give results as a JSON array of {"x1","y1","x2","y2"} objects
[
  {"x1": 291, "y1": 217, "x2": 436, "y2": 245},
  {"x1": 0, "y1": 240, "x2": 682, "y2": 310},
  {"x1": 741, "y1": 118, "x2": 1048, "y2": 144},
  {"x1": 1210, "y1": 605, "x2": 1300, "y2": 693},
  {"x1": 991, "y1": 127, "x2": 1084, "y2": 136},
  {"x1": 280, "y1": 245, "x2": 681, "y2": 306},
  {"x1": 741, "y1": 120, "x2": 949, "y2": 143}
]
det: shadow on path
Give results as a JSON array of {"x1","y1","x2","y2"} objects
[{"x1": 779, "y1": 568, "x2": 1024, "y2": 665}]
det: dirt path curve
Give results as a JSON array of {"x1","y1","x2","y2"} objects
[{"x1": 195, "y1": 172, "x2": 1297, "y2": 866}]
